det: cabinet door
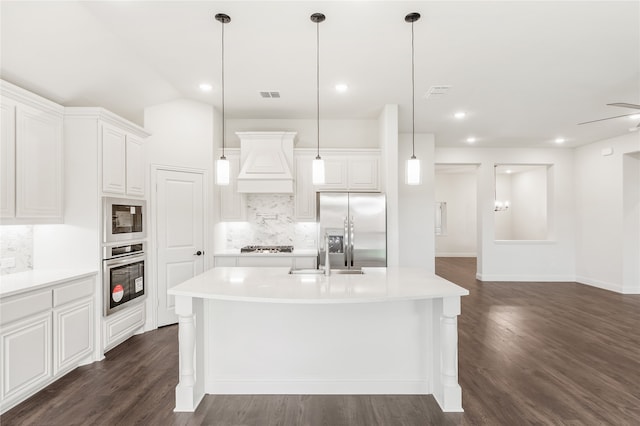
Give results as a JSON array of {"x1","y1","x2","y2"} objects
[
  {"x1": 0, "y1": 312, "x2": 52, "y2": 404},
  {"x1": 125, "y1": 135, "x2": 145, "y2": 197},
  {"x1": 348, "y1": 156, "x2": 380, "y2": 191},
  {"x1": 0, "y1": 100, "x2": 16, "y2": 218},
  {"x1": 15, "y1": 104, "x2": 63, "y2": 220},
  {"x1": 53, "y1": 298, "x2": 93, "y2": 375},
  {"x1": 220, "y1": 154, "x2": 246, "y2": 220},
  {"x1": 316, "y1": 157, "x2": 348, "y2": 191},
  {"x1": 101, "y1": 124, "x2": 126, "y2": 194},
  {"x1": 294, "y1": 156, "x2": 316, "y2": 221},
  {"x1": 214, "y1": 257, "x2": 238, "y2": 267}
]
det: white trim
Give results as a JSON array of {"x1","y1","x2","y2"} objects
[
  {"x1": 436, "y1": 253, "x2": 477, "y2": 258},
  {"x1": 575, "y1": 276, "x2": 632, "y2": 294},
  {"x1": 64, "y1": 107, "x2": 150, "y2": 138},
  {"x1": 476, "y1": 273, "x2": 575, "y2": 282},
  {"x1": 0, "y1": 79, "x2": 64, "y2": 116},
  {"x1": 207, "y1": 380, "x2": 429, "y2": 395}
]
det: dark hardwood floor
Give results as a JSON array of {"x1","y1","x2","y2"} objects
[{"x1": 2, "y1": 258, "x2": 639, "y2": 425}]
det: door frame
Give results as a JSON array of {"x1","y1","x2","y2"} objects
[{"x1": 148, "y1": 164, "x2": 209, "y2": 330}]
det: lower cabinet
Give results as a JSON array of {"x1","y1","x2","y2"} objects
[
  {"x1": 0, "y1": 274, "x2": 96, "y2": 414},
  {"x1": 214, "y1": 255, "x2": 317, "y2": 269},
  {"x1": 103, "y1": 302, "x2": 145, "y2": 352},
  {"x1": 0, "y1": 312, "x2": 52, "y2": 409}
]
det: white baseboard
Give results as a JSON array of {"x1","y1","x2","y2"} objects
[
  {"x1": 207, "y1": 380, "x2": 429, "y2": 395},
  {"x1": 475, "y1": 273, "x2": 575, "y2": 282},
  {"x1": 436, "y1": 253, "x2": 477, "y2": 258},
  {"x1": 575, "y1": 275, "x2": 633, "y2": 294}
]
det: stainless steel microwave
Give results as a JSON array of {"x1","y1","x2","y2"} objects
[{"x1": 103, "y1": 197, "x2": 146, "y2": 243}]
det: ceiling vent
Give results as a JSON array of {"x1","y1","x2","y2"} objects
[
  {"x1": 260, "y1": 91, "x2": 281, "y2": 98},
  {"x1": 424, "y1": 85, "x2": 452, "y2": 99}
]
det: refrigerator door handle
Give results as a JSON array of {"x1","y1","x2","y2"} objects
[
  {"x1": 350, "y1": 217, "x2": 355, "y2": 267},
  {"x1": 343, "y1": 217, "x2": 349, "y2": 267}
]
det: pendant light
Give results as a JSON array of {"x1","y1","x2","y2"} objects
[
  {"x1": 405, "y1": 12, "x2": 421, "y2": 185},
  {"x1": 215, "y1": 13, "x2": 231, "y2": 186},
  {"x1": 311, "y1": 13, "x2": 326, "y2": 185}
]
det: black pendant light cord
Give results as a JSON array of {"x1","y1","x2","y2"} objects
[
  {"x1": 410, "y1": 18, "x2": 416, "y2": 160},
  {"x1": 315, "y1": 18, "x2": 320, "y2": 160},
  {"x1": 311, "y1": 13, "x2": 325, "y2": 160},
  {"x1": 221, "y1": 18, "x2": 226, "y2": 160},
  {"x1": 215, "y1": 13, "x2": 230, "y2": 160}
]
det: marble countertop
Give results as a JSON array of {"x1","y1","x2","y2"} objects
[
  {"x1": 214, "y1": 249, "x2": 317, "y2": 257},
  {"x1": 0, "y1": 269, "x2": 98, "y2": 298},
  {"x1": 168, "y1": 267, "x2": 469, "y2": 304}
]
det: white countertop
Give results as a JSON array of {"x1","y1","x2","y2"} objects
[
  {"x1": 0, "y1": 269, "x2": 98, "y2": 298},
  {"x1": 214, "y1": 249, "x2": 317, "y2": 257},
  {"x1": 168, "y1": 267, "x2": 469, "y2": 304}
]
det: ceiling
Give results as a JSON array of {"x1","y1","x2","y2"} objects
[{"x1": 1, "y1": 1, "x2": 639, "y2": 148}]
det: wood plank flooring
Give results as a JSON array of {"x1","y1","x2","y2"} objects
[{"x1": 2, "y1": 258, "x2": 639, "y2": 425}]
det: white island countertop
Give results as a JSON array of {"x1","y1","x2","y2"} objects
[{"x1": 168, "y1": 266, "x2": 468, "y2": 304}]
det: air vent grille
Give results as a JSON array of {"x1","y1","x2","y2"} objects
[
  {"x1": 260, "y1": 91, "x2": 281, "y2": 98},
  {"x1": 424, "y1": 85, "x2": 452, "y2": 99}
]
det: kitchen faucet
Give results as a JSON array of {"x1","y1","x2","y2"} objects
[{"x1": 324, "y1": 233, "x2": 331, "y2": 276}]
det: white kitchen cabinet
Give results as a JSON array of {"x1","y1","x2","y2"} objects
[
  {"x1": 52, "y1": 276, "x2": 95, "y2": 375},
  {"x1": 294, "y1": 155, "x2": 316, "y2": 221},
  {"x1": 214, "y1": 255, "x2": 317, "y2": 269},
  {"x1": 0, "y1": 312, "x2": 52, "y2": 409},
  {"x1": 0, "y1": 273, "x2": 97, "y2": 414},
  {"x1": 101, "y1": 123, "x2": 146, "y2": 197},
  {"x1": 294, "y1": 149, "x2": 381, "y2": 221},
  {"x1": 125, "y1": 135, "x2": 145, "y2": 196},
  {"x1": 219, "y1": 150, "x2": 246, "y2": 221},
  {"x1": 103, "y1": 302, "x2": 145, "y2": 352},
  {"x1": 101, "y1": 123, "x2": 127, "y2": 194},
  {"x1": 0, "y1": 80, "x2": 64, "y2": 223}
]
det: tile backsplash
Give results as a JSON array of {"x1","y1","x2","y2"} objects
[
  {"x1": 0, "y1": 225, "x2": 33, "y2": 275},
  {"x1": 223, "y1": 195, "x2": 317, "y2": 249}
]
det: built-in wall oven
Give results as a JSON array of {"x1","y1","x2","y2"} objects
[
  {"x1": 103, "y1": 242, "x2": 146, "y2": 316},
  {"x1": 103, "y1": 197, "x2": 146, "y2": 243}
]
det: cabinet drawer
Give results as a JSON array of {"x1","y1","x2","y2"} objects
[
  {"x1": 1, "y1": 291, "x2": 51, "y2": 326},
  {"x1": 294, "y1": 257, "x2": 317, "y2": 269},
  {"x1": 53, "y1": 276, "x2": 95, "y2": 307},
  {"x1": 104, "y1": 303, "x2": 145, "y2": 352}
]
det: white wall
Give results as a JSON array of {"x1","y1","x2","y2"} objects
[
  {"x1": 435, "y1": 147, "x2": 575, "y2": 281},
  {"x1": 493, "y1": 174, "x2": 513, "y2": 240},
  {"x1": 399, "y1": 133, "x2": 435, "y2": 271},
  {"x1": 435, "y1": 171, "x2": 477, "y2": 257},
  {"x1": 379, "y1": 105, "x2": 399, "y2": 266},
  {"x1": 226, "y1": 118, "x2": 378, "y2": 149},
  {"x1": 510, "y1": 167, "x2": 548, "y2": 240},
  {"x1": 574, "y1": 132, "x2": 640, "y2": 293}
]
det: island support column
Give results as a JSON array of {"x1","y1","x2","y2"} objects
[
  {"x1": 432, "y1": 296, "x2": 463, "y2": 412},
  {"x1": 174, "y1": 295, "x2": 205, "y2": 412}
]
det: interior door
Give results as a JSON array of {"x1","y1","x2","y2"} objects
[{"x1": 156, "y1": 169, "x2": 204, "y2": 327}]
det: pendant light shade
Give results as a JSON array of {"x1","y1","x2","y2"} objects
[
  {"x1": 405, "y1": 12, "x2": 421, "y2": 186},
  {"x1": 215, "y1": 13, "x2": 231, "y2": 186},
  {"x1": 311, "y1": 12, "x2": 326, "y2": 185}
]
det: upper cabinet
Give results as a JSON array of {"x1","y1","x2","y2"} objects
[
  {"x1": 101, "y1": 123, "x2": 146, "y2": 197},
  {"x1": 294, "y1": 149, "x2": 381, "y2": 221},
  {"x1": 1, "y1": 81, "x2": 64, "y2": 224}
]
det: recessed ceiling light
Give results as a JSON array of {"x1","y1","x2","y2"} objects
[
  {"x1": 629, "y1": 114, "x2": 640, "y2": 120},
  {"x1": 506, "y1": 169, "x2": 513, "y2": 174},
  {"x1": 466, "y1": 137, "x2": 476, "y2": 143},
  {"x1": 199, "y1": 83, "x2": 213, "y2": 92},
  {"x1": 454, "y1": 111, "x2": 466, "y2": 119},
  {"x1": 335, "y1": 83, "x2": 348, "y2": 93},
  {"x1": 555, "y1": 137, "x2": 565, "y2": 144}
]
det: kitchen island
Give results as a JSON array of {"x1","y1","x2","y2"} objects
[{"x1": 167, "y1": 267, "x2": 469, "y2": 413}]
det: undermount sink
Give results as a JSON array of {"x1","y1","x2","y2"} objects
[{"x1": 288, "y1": 268, "x2": 364, "y2": 275}]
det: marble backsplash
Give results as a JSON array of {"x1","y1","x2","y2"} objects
[
  {"x1": 0, "y1": 225, "x2": 34, "y2": 275},
  {"x1": 222, "y1": 195, "x2": 318, "y2": 249}
]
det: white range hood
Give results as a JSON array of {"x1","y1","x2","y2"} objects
[{"x1": 236, "y1": 131, "x2": 296, "y2": 193}]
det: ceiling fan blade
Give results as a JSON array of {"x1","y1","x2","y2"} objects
[
  {"x1": 578, "y1": 113, "x2": 640, "y2": 125},
  {"x1": 607, "y1": 102, "x2": 640, "y2": 109}
]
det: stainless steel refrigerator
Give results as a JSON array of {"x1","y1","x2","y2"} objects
[{"x1": 317, "y1": 192, "x2": 386, "y2": 269}]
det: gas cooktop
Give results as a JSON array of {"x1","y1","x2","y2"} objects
[{"x1": 240, "y1": 245, "x2": 294, "y2": 253}]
